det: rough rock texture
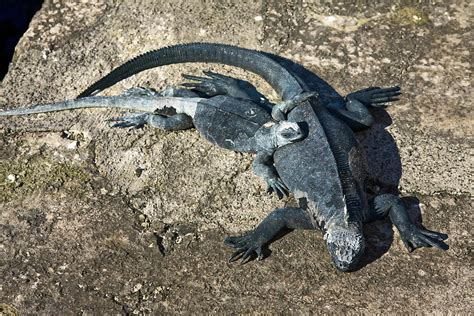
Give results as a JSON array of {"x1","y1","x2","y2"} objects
[{"x1": 0, "y1": 0, "x2": 472, "y2": 314}]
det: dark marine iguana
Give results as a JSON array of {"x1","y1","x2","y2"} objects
[{"x1": 0, "y1": 43, "x2": 448, "y2": 271}]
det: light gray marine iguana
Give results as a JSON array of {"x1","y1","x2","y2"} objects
[
  {"x1": 0, "y1": 43, "x2": 448, "y2": 271},
  {"x1": 0, "y1": 82, "x2": 312, "y2": 198}
]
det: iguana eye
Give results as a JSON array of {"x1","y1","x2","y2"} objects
[{"x1": 282, "y1": 126, "x2": 302, "y2": 138}]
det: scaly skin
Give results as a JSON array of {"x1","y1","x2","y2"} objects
[
  {"x1": 1, "y1": 43, "x2": 448, "y2": 271},
  {"x1": 0, "y1": 88, "x2": 309, "y2": 198},
  {"x1": 227, "y1": 52, "x2": 446, "y2": 271}
]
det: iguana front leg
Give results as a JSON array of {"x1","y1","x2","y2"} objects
[
  {"x1": 331, "y1": 86, "x2": 401, "y2": 131},
  {"x1": 109, "y1": 87, "x2": 197, "y2": 129},
  {"x1": 181, "y1": 71, "x2": 319, "y2": 121},
  {"x1": 253, "y1": 151, "x2": 289, "y2": 199},
  {"x1": 347, "y1": 86, "x2": 401, "y2": 107},
  {"x1": 369, "y1": 194, "x2": 449, "y2": 252},
  {"x1": 225, "y1": 207, "x2": 315, "y2": 263},
  {"x1": 251, "y1": 121, "x2": 304, "y2": 198},
  {"x1": 270, "y1": 91, "x2": 318, "y2": 121}
]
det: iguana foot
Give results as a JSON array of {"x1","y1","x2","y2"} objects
[
  {"x1": 398, "y1": 225, "x2": 448, "y2": 252},
  {"x1": 224, "y1": 233, "x2": 265, "y2": 264},
  {"x1": 346, "y1": 86, "x2": 401, "y2": 108},
  {"x1": 331, "y1": 86, "x2": 402, "y2": 131},
  {"x1": 225, "y1": 207, "x2": 314, "y2": 264},
  {"x1": 122, "y1": 87, "x2": 159, "y2": 97},
  {"x1": 266, "y1": 177, "x2": 289, "y2": 199},
  {"x1": 108, "y1": 112, "x2": 194, "y2": 130},
  {"x1": 108, "y1": 113, "x2": 148, "y2": 128},
  {"x1": 181, "y1": 70, "x2": 241, "y2": 97},
  {"x1": 371, "y1": 194, "x2": 449, "y2": 252}
]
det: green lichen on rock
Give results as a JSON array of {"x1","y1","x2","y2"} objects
[
  {"x1": 0, "y1": 304, "x2": 19, "y2": 316},
  {"x1": 0, "y1": 153, "x2": 91, "y2": 203},
  {"x1": 392, "y1": 7, "x2": 430, "y2": 26}
]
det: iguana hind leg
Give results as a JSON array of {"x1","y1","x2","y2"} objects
[
  {"x1": 369, "y1": 194, "x2": 448, "y2": 252},
  {"x1": 225, "y1": 207, "x2": 314, "y2": 263},
  {"x1": 109, "y1": 113, "x2": 193, "y2": 130},
  {"x1": 181, "y1": 70, "x2": 271, "y2": 110},
  {"x1": 109, "y1": 87, "x2": 197, "y2": 129},
  {"x1": 331, "y1": 86, "x2": 401, "y2": 131}
]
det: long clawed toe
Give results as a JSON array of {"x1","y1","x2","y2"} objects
[
  {"x1": 266, "y1": 186, "x2": 288, "y2": 199},
  {"x1": 228, "y1": 246, "x2": 263, "y2": 264},
  {"x1": 266, "y1": 178, "x2": 289, "y2": 199},
  {"x1": 202, "y1": 70, "x2": 232, "y2": 80},
  {"x1": 182, "y1": 70, "x2": 233, "y2": 82},
  {"x1": 402, "y1": 227, "x2": 449, "y2": 252},
  {"x1": 228, "y1": 248, "x2": 246, "y2": 262},
  {"x1": 181, "y1": 70, "x2": 232, "y2": 85},
  {"x1": 181, "y1": 74, "x2": 209, "y2": 82},
  {"x1": 421, "y1": 229, "x2": 448, "y2": 240},
  {"x1": 180, "y1": 70, "x2": 237, "y2": 96},
  {"x1": 419, "y1": 229, "x2": 449, "y2": 250},
  {"x1": 110, "y1": 122, "x2": 137, "y2": 128},
  {"x1": 180, "y1": 82, "x2": 202, "y2": 90},
  {"x1": 370, "y1": 86, "x2": 402, "y2": 107},
  {"x1": 224, "y1": 235, "x2": 264, "y2": 264}
]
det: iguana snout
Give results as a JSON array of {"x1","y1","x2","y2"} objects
[{"x1": 325, "y1": 223, "x2": 365, "y2": 272}]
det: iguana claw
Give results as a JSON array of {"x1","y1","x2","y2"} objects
[
  {"x1": 181, "y1": 70, "x2": 240, "y2": 97},
  {"x1": 399, "y1": 225, "x2": 449, "y2": 252},
  {"x1": 225, "y1": 234, "x2": 265, "y2": 263},
  {"x1": 266, "y1": 177, "x2": 289, "y2": 199},
  {"x1": 346, "y1": 86, "x2": 401, "y2": 108}
]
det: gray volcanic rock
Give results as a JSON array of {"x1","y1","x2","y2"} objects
[{"x1": 0, "y1": 1, "x2": 471, "y2": 314}]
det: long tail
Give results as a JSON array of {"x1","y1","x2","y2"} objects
[
  {"x1": 0, "y1": 95, "x2": 192, "y2": 116},
  {"x1": 78, "y1": 42, "x2": 302, "y2": 101}
]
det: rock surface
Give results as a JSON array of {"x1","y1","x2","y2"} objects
[{"x1": 0, "y1": 0, "x2": 472, "y2": 313}]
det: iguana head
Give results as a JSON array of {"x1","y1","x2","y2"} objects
[
  {"x1": 324, "y1": 222, "x2": 365, "y2": 271},
  {"x1": 274, "y1": 121, "x2": 305, "y2": 147}
]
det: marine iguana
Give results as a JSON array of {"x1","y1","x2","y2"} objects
[
  {"x1": 0, "y1": 82, "x2": 313, "y2": 198},
  {"x1": 0, "y1": 43, "x2": 448, "y2": 271}
]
